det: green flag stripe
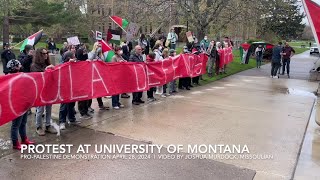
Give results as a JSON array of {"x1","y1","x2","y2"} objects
[
  {"x1": 105, "y1": 51, "x2": 115, "y2": 62},
  {"x1": 122, "y1": 19, "x2": 129, "y2": 29},
  {"x1": 20, "y1": 39, "x2": 28, "y2": 52}
]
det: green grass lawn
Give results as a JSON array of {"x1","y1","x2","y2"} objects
[{"x1": 199, "y1": 49, "x2": 257, "y2": 85}]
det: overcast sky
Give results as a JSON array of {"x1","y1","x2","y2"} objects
[{"x1": 300, "y1": 0, "x2": 320, "y2": 25}]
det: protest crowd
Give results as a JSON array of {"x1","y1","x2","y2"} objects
[{"x1": 1, "y1": 16, "x2": 237, "y2": 150}]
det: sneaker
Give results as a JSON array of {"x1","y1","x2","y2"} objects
[
  {"x1": 166, "y1": 93, "x2": 171, "y2": 96},
  {"x1": 45, "y1": 125, "x2": 57, "y2": 134},
  {"x1": 148, "y1": 98, "x2": 156, "y2": 102},
  {"x1": 132, "y1": 101, "x2": 140, "y2": 105},
  {"x1": 119, "y1": 104, "x2": 125, "y2": 108},
  {"x1": 288, "y1": 75, "x2": 290, "y2": 79},
  {"x1": 172, "y1": 90, "x2": 178, "y2": 93},
  {"x1": 88, "y1": 107, "x2": 94, "y2": 113},
  {"x1": 36, "y1": 127, "x2": 46, "y2": 136},
  {"x1": 69, "y1": 119, "x2": 82, "y2": 124},
  {"x1": 80, "y1": 114, "x2": 92, "y2": 120},
  {"x1": 99, "y1": 106, "x2": 109, "y2": 110},
  {"x1": 273, "y1": 76, "x2": 278, "y2": 79},
  {"x1": 186, "y1": 87, "x2": 191, "y2": 90},
  {"x1": 121, "y1": 94, "x2": 130, "y2": 98},
  {"x1": 138, "y1": 99, "x2": 145, "y2": 103},
  {"x1": 60, "y1": 123, "x2": 66, "y2": 130},
  {"x1": 113, "y1": 106, "x2": 120, "y2": 110},
  {"x1": 161, "y1": 94, "x2": 167, "y2": 98}
]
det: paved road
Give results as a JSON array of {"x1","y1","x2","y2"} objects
[{"x1": 0, "y1": 51, "x2": 319, "y2": 180}]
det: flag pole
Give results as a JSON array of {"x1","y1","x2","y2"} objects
[
  {"x1": 12, "y1": 29, "x2": 43, "y2": 49},
  {"x1": 109, "y1": 16, "x2": 127, "y2": 33}
]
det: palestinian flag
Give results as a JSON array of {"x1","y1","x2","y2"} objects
[
  {"x1": 110, "y1": 16, "x2": 129, "y2": 30},
  {"x1": 107, "y1": 29, "x2": 121, "y2": 45},
  {"x1": 100, "y1": 39, "x2": 115, "y2": 62},
  {"x1": 20, "y1": 30, "x2": 43, "y2": 52},
  {"x1": 302, "y1": 0, "x2": 320, "y2": 48}
]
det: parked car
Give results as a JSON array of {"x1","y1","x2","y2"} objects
[{"x1": 310, "y1": 43, "x2": 319, "y2": 55}]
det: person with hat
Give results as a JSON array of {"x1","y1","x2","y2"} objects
[
  {"x1": 6, "y1": 59, "x2": 35, "y2": 149},
  {"x1": 1, "y1": 43, "x2": 16, "y2": 75}
]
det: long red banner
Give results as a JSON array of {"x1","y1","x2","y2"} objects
[{"x1": 0, "y1": 53, "x2": 209, "y2": 125}]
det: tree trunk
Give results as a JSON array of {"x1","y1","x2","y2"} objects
[
  {"x1": 3, "y1": 16, "x2": 9, "y2": 43},
  {"x1": 197, "y1": 26, "x2": 206, "y2": 41}
]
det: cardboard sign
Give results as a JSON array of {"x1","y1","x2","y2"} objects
[
  {"x1": 96, "y1": 31, "x2": 102, "y2": 40},
  {"x1": 67, "y1": 36, "x2": 80, "y2": 45},
  {"x1": 186, "y1": 31, "x2": 194, "y2": 43}
]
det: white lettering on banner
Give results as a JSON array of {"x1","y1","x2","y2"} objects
[
  {"x1": 161, "y1": 60, "x2": 168, "y2": 83},
  {"x1": 40, "y1": 69, "x2": 64, "y2": 104},
  {"x1": 9, "y1": 74, "x2": 38, "y2": 116},
  {"x1": 194, "y1": 55, "x2": 203, "y2": 75},
  {"x1": 171, "y1": 57, "x2": 181, "y2": 79},
  {"x1": 146, "y1": 66, "x2": 161, "y2": 86},
  {"x1": 133, "y1": 64, "x2": 147, "y2": 91},
  {"x1": 69, "y1": 64, "x2": 88, "y2": 100},
  {"x1": 92, "y1": 62, "x2": 109, "y2": 96},
  {"x1": 184, "y1": 55, "x2": 192, "y2": 75}
]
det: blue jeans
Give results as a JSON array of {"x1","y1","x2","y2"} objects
[
  {"x1": 170, "y1": 43, "x2": 176, "y2": 50},
  {"x1": 59, "y1": 102, "x2": 76, "y2": 124},
  {"x1": 112, "y1": 95, "x2": 121, "y2": 107},
  {"x1": 170, "y1": 80, "x2": 177, "y2": 93},
  {"x1": 36, "y1": 105, "x2": 52, "y2": 128},
  {"x1": 11, "y1": 112, "x2": 28, "y2": 144},
  {"x1": 256, "y1": 56, "x2": 262, "y2": 67}
]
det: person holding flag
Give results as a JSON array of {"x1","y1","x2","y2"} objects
[{"x1": 110, "y1": 46, "x2": 126, "y2": 109}]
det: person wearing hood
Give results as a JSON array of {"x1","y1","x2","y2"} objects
[
  {"x1": 200, "y1": 36, "x2": 210, "y2": 51},
  {"x1": 1, "y1": 42, "x2": 16, "y2": 74},
  {"x1": 6, "y1": 59, "x2": 35, "y2": 149}
]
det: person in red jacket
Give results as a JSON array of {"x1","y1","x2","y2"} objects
[{"x1": 146, "y1": 52, "x2": 157, "y2": 102}]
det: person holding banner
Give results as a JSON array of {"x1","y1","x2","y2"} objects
[
  {"x1": 216, "y1": 42, "x2": 222, "y2": 75},
  {"x1": 6, "y1": 59, "x2": 35, "y2": 149},
  {"x1": 30, "y1": 48, "x2": 57, "y2": 136},
  {"x1": 169, "y1": 49, "x2": 178, "y2": 93},
  {"x1": 88, "y1": 42, "x2": 109, "y2": 111},
  {"x1": 111, "y1": 46, "x2": 126, "y2": 109},
  {"x1": 76, "y1": 44, "x2": 93, "y2": 119},
  {"x1": 59, "y1": 51, "x2": 79, "y2": 130},
  {"x1": 129, "y1": 45, "x2": 145, "y2": 105}
]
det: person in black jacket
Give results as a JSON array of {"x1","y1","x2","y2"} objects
[
  {"x1": 18, "y1": 45, "x2": 34, "y2": 73},
  {"x1": 1, "y1": 43, "x2": 16, "y2": 74},
  {"x1": 129, "y1": 45, "x2": 145, "y2": 105},
  {"x1": 47, "y1": 38, "x2": 57, "y2": 54},
  {"x1": 75, "y1": 44, "x2": 93, "y2": 120}
]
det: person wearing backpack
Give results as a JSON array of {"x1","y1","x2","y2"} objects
[{"x1": 255, "y1": 45, "x2": 265, "y2": 68}]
